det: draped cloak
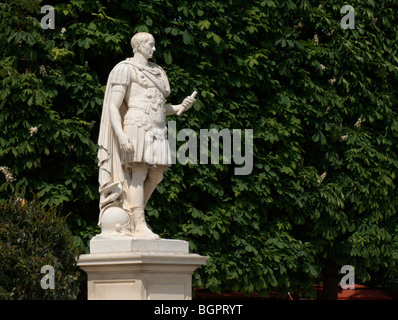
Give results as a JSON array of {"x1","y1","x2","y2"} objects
[{"x1": 97, "y1": 59, "x2": 170, "y2": 225}]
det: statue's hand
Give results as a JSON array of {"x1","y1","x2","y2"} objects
[
  {"x1": 118, "y1": 133, "x2": 134, "y2": 153},
  {"x1": 176, "y1": 92, "x2": 197, "y2": 116},
  {"x1": 181, "y1": 95, "x2": 196, "y2": 111}
]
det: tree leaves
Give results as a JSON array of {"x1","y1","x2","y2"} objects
[
  {"x1": 1, "y1": 0, "x2": 398, "y2": 299},
  {"x1": 0, "y1": 1, "x2": 102, "y2": 218}
]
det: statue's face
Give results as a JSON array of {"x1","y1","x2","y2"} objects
[{"x1": 140, "y1": 35, "x2": 156, "y2": 59}]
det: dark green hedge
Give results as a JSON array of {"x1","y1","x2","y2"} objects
[{"x1": 0, "y1": 198, "x2": 81, "y2": 299}]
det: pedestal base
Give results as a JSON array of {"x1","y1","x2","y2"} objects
[{"x1": 77, "y1": 235, "x2": 208, "y2": 300}]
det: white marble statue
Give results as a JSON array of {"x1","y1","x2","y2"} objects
[{"x1": 97, "y1": 32, "x2": 196, "y2": 238}]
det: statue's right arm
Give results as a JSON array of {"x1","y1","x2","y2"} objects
[{"x1": 109, "y1": 85, "x2": 133, "y2": 152}]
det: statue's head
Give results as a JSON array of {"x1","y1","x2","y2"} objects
[{"x1": 131, "y1": 32, "x2": 155, "y2": 59}]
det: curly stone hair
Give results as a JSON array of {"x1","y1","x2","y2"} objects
[{"x1": 130, "y1": 32, "x2": 153, "y2": 53}]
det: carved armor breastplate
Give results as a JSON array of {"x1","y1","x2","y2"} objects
[{"x1": 125, "y1": 67, "x2": 167, "y2": 128}]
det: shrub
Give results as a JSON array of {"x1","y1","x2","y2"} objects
[{"x1": 0, "y1": 198, "x2": 82, "y2": 299}]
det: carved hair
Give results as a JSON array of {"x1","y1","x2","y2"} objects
[{"x1": 131, "y1": 32, "x2": 153, "y2": 54}]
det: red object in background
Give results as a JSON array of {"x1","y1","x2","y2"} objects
[
  {"x1": 338, "y1": 284, "x2": 393, "y2": 300},
  {"x1": 195, "y1": 284, "x2": 394, "y2": 300},
  {"x1": 300, "y1": 284, "x2": 393, "y2": 300}
]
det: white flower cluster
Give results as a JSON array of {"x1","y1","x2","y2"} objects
[
  {"x1": 326, "y1": 29, "x2": 335, "y2": 36},
  {"x1": 317, "y1": 172, "x2": 327, "y2": 184},
  {"x1": 0, "y1": 166, "x2": 16, "y2": 182},
  {"x1": 340, "y1": 134, "x2": 349, "y2": 141},
  {"x1": 314, "y1": 34, "x2": 319, "y2": 45},
  {"x1": 30, "y1": 126, "x2": 38, "y2": 136},
  {"x1": 39, "y1": 65, "x2": 47, "y2": 77}
]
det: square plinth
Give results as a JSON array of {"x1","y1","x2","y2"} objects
[{"x1": 77, "y1": 237, "x2": 208, "y2": 300}]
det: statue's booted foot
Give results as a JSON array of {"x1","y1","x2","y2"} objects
[{"x1": 131, "y1": 207, "x2": 159, "y2": 239}]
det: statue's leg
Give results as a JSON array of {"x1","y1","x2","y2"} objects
[
  {"x1": 129, "y1": 165, "x2": 159, "y2": 238},
  {"x1": 129, "y1": 166, "x2": 147, "y2": 208},
  {"x1": 143, "y1": 166, "x2": 166, "y2": 206}
]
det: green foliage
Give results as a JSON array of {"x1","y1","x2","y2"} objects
[
  {"x1": 0, "y1": 198, "x2": 81, "y2": 299},
  {"x1": 0, "y1": 1, "x2": 101, "y2": 214},
  {"x1": 1, "y1": 0, "x2": 398, "y2": 299}
]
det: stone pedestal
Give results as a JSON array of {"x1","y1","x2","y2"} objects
[{"x1": 77, "y1": 235, "x2": 208, "y2": 300}]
